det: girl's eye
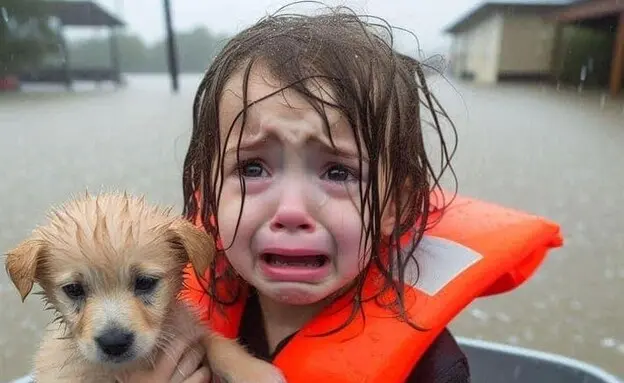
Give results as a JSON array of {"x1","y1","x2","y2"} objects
[
  {"x1": 323, "y1": 164, "x2": 356, "y2": 182},
  {"x1": 239, "y1": 160, "x2": 267, "y2": 178}
]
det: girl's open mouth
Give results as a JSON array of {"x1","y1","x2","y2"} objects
[
  {"x1": 262, "y1": 253, "x2": 329, "y2": 268},
  {"x1": 259, "y1": 253, "x2": 332, "y2": 283}
]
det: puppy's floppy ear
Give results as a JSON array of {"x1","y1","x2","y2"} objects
[
  {"x1": 5, "y1": 239, "x2": 47, "y2": 302},
  {"x1": 167, "y1": 219, "x2": 215, "y2": 276}
]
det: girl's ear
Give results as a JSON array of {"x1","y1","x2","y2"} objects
[
  {"x1": 380, "y1": 178, "x2": 414, "y2": 237},
  {"x1": 381, "y1": 197, "x2": 397, "y2": 237}
]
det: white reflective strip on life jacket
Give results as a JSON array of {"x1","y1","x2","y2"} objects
[{"x1": 402, "y1": 235, "x2": 483, "y2": 296}]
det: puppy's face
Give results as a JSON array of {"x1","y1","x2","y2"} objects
[
  {"x1": 39, "y1": 236, "x2": 184, "y2": 365},
  {"x1": 5, "y1": 193, "x2": 212, "y2": 367}
]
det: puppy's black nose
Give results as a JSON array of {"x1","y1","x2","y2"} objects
[{"x1": 95, "y1": 328, "x2": 134, "y2": 357}]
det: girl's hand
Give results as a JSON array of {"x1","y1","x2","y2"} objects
[{"x1": 116, "y1": 336, "x2": 211, "y2": 383}]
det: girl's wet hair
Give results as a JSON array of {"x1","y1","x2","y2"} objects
[{"x1": 182, "y1": 1, "x2": 457, "y2": 331}]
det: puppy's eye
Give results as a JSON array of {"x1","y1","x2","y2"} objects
[
  {"x1": 134, "y1": 276, "x2": 159, "y2": 294},
  {"x1": 62, "y1": 283, "x2": 85, "y2": 300}
]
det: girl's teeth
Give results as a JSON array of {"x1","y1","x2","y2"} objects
[{"x1": 267, "y1": 255, "x2": 325, "y2": 267}]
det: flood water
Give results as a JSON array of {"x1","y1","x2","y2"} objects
[{"x1": 1, "y1": 74, "x2": 623, "y2": 381}]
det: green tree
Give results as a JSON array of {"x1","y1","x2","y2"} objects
[
  {"x1": 0, "y1": 0, "x2": 60, "y2": 75},
  {"x1": 67, "y1": 26, "x2": 230, "y2": 73}
]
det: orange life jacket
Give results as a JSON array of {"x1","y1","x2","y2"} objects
[{"x1": 180, "y1": 193, "x2": 563, "y2": 383}]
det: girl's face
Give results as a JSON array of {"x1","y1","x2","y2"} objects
[{"x1": 215, "y1": 66, "x2": 374, "y2": 306}]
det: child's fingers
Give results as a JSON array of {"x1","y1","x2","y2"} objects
[
  {"x1": 183, "y1": 366, "x2": 212, "y2": 383},
  {"x1": 171, "y1": 342, "x2": 206, "y2": 383},
  {"x1": 154, "y1": 335, "x2": 202, "y2": 379}
]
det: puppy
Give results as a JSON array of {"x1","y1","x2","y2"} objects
[{"x1": 5, "y1": 191, "x2": 285, "y2": 383}]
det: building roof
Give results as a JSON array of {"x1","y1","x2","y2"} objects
[
  {"x1": 553, "y1": 0, "x2": 624, "y2": 23},
  {"x1": 443, "y1": 0, "x2": 577, "y2": 34},
  {"x1": 43, "y1": 1, "x2": 125, "y2": 28}
]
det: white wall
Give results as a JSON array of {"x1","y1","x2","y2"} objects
[
  {"x1": 498, "y1": 14, "x2": 558, "y2": 74},
  {"x1": 450, "y1": 12, "x2": 504, "y2": 83}
]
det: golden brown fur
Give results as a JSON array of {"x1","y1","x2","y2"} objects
[{"x1": 5, "y1": 191, "x2": 285, "y2": 383}]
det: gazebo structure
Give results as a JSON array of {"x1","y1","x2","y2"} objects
[
  {"x1": 552, "y1": 0, "x2": 624, "y2": 96},
  {"x1": 18, "y1": 1, "x2": 125, "y2": 89}
]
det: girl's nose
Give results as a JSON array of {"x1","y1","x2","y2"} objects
[{"x1": 270, "y1": 185, "x2": 316, "y2": 233}]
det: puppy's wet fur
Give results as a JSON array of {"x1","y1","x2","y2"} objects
[{"x1": 5, "y1": 191, "x2": 285, "y2": 382}]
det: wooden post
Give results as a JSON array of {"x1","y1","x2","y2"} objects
[
  {"x1": 58, "y1": 27, "x2": 73, "y2": 91},
  {"x1": 163, "y1": 0, "x2": 179, "y2": 93},
  {"x1": 550, "y1": 23, "x2": 564, "y2": 84},
  {"x1": 109, "y1": 26, "x2": 121, "y2": 86},
  {"x1": 609, "y1": 12, "x2": 624, "y2": 97}
]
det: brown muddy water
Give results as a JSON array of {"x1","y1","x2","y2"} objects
[{"x1": 1, "y1": 74, "x2": 622, "y2": 381}]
